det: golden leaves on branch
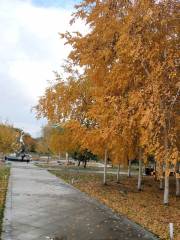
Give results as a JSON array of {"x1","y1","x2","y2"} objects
[
  {"x1": 35, "y1": 0, "x2": 180, "y2": 173},
  {"x1": 0, "y1": 123, "x2": 20, "y2": 154}
]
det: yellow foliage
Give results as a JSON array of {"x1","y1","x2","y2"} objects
[
  {"x1": 35, "y1": 0, "x2": 180, "y2": 173},
  {"x1": 0, "y1": 123, "x2": 20, "y2": 154}
]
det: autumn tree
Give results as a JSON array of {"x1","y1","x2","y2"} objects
[
  {"x1": 23, "y1": 133, "x2": 37, "y2": 152},
  {"x1": 0, "y1": 123, "x2": 20, "y2": 156},
  {"x1": 48, "y1": 124, "x2": 77, "y2": 160},
  {"x1": 114, "y1": 0, "x2": 180, "y2": 202},
  {"x1": 64, "y1": 0, "x2": 179, "y2": 202},
  {"x1": 36, "y1": 138, "x2": 49, "y2": 155},
  {"x1": 36, "y1": 0, "x2": 179, "y2": 203}
]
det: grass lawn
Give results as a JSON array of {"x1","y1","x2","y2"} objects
[
  {"x1": 50, "y1": 168, "x2": 180, "y2": 240},
  {"x1": 36, "y1": 162, "x2": 139, "y2": 174},
  {"x1": 0, "y1": 166, "x2": 10, "y2": 238}
]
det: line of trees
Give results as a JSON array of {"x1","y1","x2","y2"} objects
[{"x1": 35, "y1": 0, "x2": 179, "y2": 204}]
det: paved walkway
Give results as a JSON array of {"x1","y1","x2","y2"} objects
[{"x1": 2, "y1": 162, "x2": 158, "y2": 240}]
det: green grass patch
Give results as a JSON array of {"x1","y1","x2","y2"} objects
[
  {"x1": 37, "y1": 162, "x2": 139, "y2": 174},
  {"x1": 50, "y1": 169, "x2": 103, "y2": 184}
]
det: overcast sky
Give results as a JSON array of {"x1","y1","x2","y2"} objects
[{"x1": 0, "y1": 0, "x2": 83, "y2": 137}]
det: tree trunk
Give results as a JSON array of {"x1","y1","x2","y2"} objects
[
  {"x1": 176, "y1": 176, "x2": 180, "y2": 197},
  {"x1": 128, "y1": 160, "x2": 131, "y2": 177},
  {"x1": 159, "y1": 178, "x2": 164, "y2": 190},
  {"x1": 163, "y1": 121, "x2": 169, "y2": 205},
  {"x1": 138, "y1": 149, "x2": 142, "y2": 191},
  {"x1": 103, "y1": 149, "x2": 108, "y2": 185},
  {"x1": 176, "y1": 162, "x2": 180, "y2": 197},
  {"x1": 154, "y1": 161, "x2": 158, "y2": 180},
  {"x1": 0, "y1": 153, "x2": 4, "y2": 162},
  {"x1": 66, "y1": 152, "x2": 69, "y2": 164},
  {"x1": 159, "y1": 163, "x2": 164, "y2": 189},
  {"x1": 84, "y1": 160, "x2": 87, "y2": 168},
  {"x1": 164, "y1": 173, "x2": 169, "y2": 205},
  {"x1": 58, "y1": 152, "x2": 61, "y2": 161},
  {"x1": 117, "y1": 164, "x2": 120, "y2": 183}
]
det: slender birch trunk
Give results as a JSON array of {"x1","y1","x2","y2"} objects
[
  {"x1": 159, "y1": 163, "x2": 164, "y2": 189},
  {"x1": 159, "y1": 178, "x2": 164, "y2": 190},
  {"x1": 163, "y1": 122, "x2": 169, "y2": 205},
  {"x1": 138, "y1": 149, "x2": 142, "y2": 191},
  {"x1": 128, "y1": 160, "x2": 131, "y2": 177},
  {"x1": 176, "y1": 176, "x2": 180, "y2": 197},
  {"x1": 59, "y1": 152, "x2": 61, "y2": 161},
  {"x1": 103, "y1": 149, "x2": 108, "y2": 185},
  {"x1": 47, "y1": 153, "x2": 50, "y2": 164},
  {"x1": 117, "y1": 164, "x2": 120, "y2": 183},
  {"x1": 164, "y1": 167, "x2": 169, "y2": 205},
  {"x1": 176, "y1": 162, "x2": 180, "y2": 197},
  {"x1": 154, "y1": 161, "x2": 157, "y2": 180},
  {"x1": 66, "y1": 152, "x2": 69, "y2": 164}
]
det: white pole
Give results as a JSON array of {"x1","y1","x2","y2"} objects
[{"x1": 169, "y1": 223, "x2": 173, "y2": 240}]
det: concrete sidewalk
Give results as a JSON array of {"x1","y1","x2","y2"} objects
[{"x1": 2, "y1": 162, "x2": 158, "y2": 240}]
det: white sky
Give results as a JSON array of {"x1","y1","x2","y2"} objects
[{"x1": 0, "y1": 0, "x2": 83, "y2": 137}]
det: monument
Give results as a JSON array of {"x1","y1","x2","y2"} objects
[{"x1": 5, "y1": 130, "x2": 31, "y2": 162}]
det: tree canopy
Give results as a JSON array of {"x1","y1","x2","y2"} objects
[
  {"x1": 0, "y1": 123, "x2": 20, "y2": 155},
  {"x1": 35, "y1": 0, "x2": 180, "y2": 204}
]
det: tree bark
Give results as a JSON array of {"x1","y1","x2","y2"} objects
[
  {"x1": 84, "y1": 160, "x2": 87, "y2": 168},
  {"x1": 103, "y1": 149, "x2": 108, "y2": 185},
  {"x1": 176, "y1": 162, "x2": 180, "y2": 197},
  {"x1": 159, "y1": 178, "x2": 164, "y2": 190},
  {"x1": 117, "y1": 164, "x2": 120, "y2": 183},
  {"x1": 176, "y1": 177, "x2": 180, "y2": 197},
  {"x1": 164, "y1": 173, "x2": 169, "y2": 205},
  {"x1": 154, "y1": 161, "x2": 158, "y2": 180},
  {"x1": 163, "y1": 120, "x2": 169, "y2": 205},
  {"x1": 159, "y1": 163, "x2": 164, "y2": 189},
  {"x1": 66, "y1": 152, "x2": 69, "y2": 164},
  {"x1": 128, "y1": 160, "x2": 131, "y2": 177},
  {"x1": 138, "y1": 150, "x2": 142, "y2": 191}
]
